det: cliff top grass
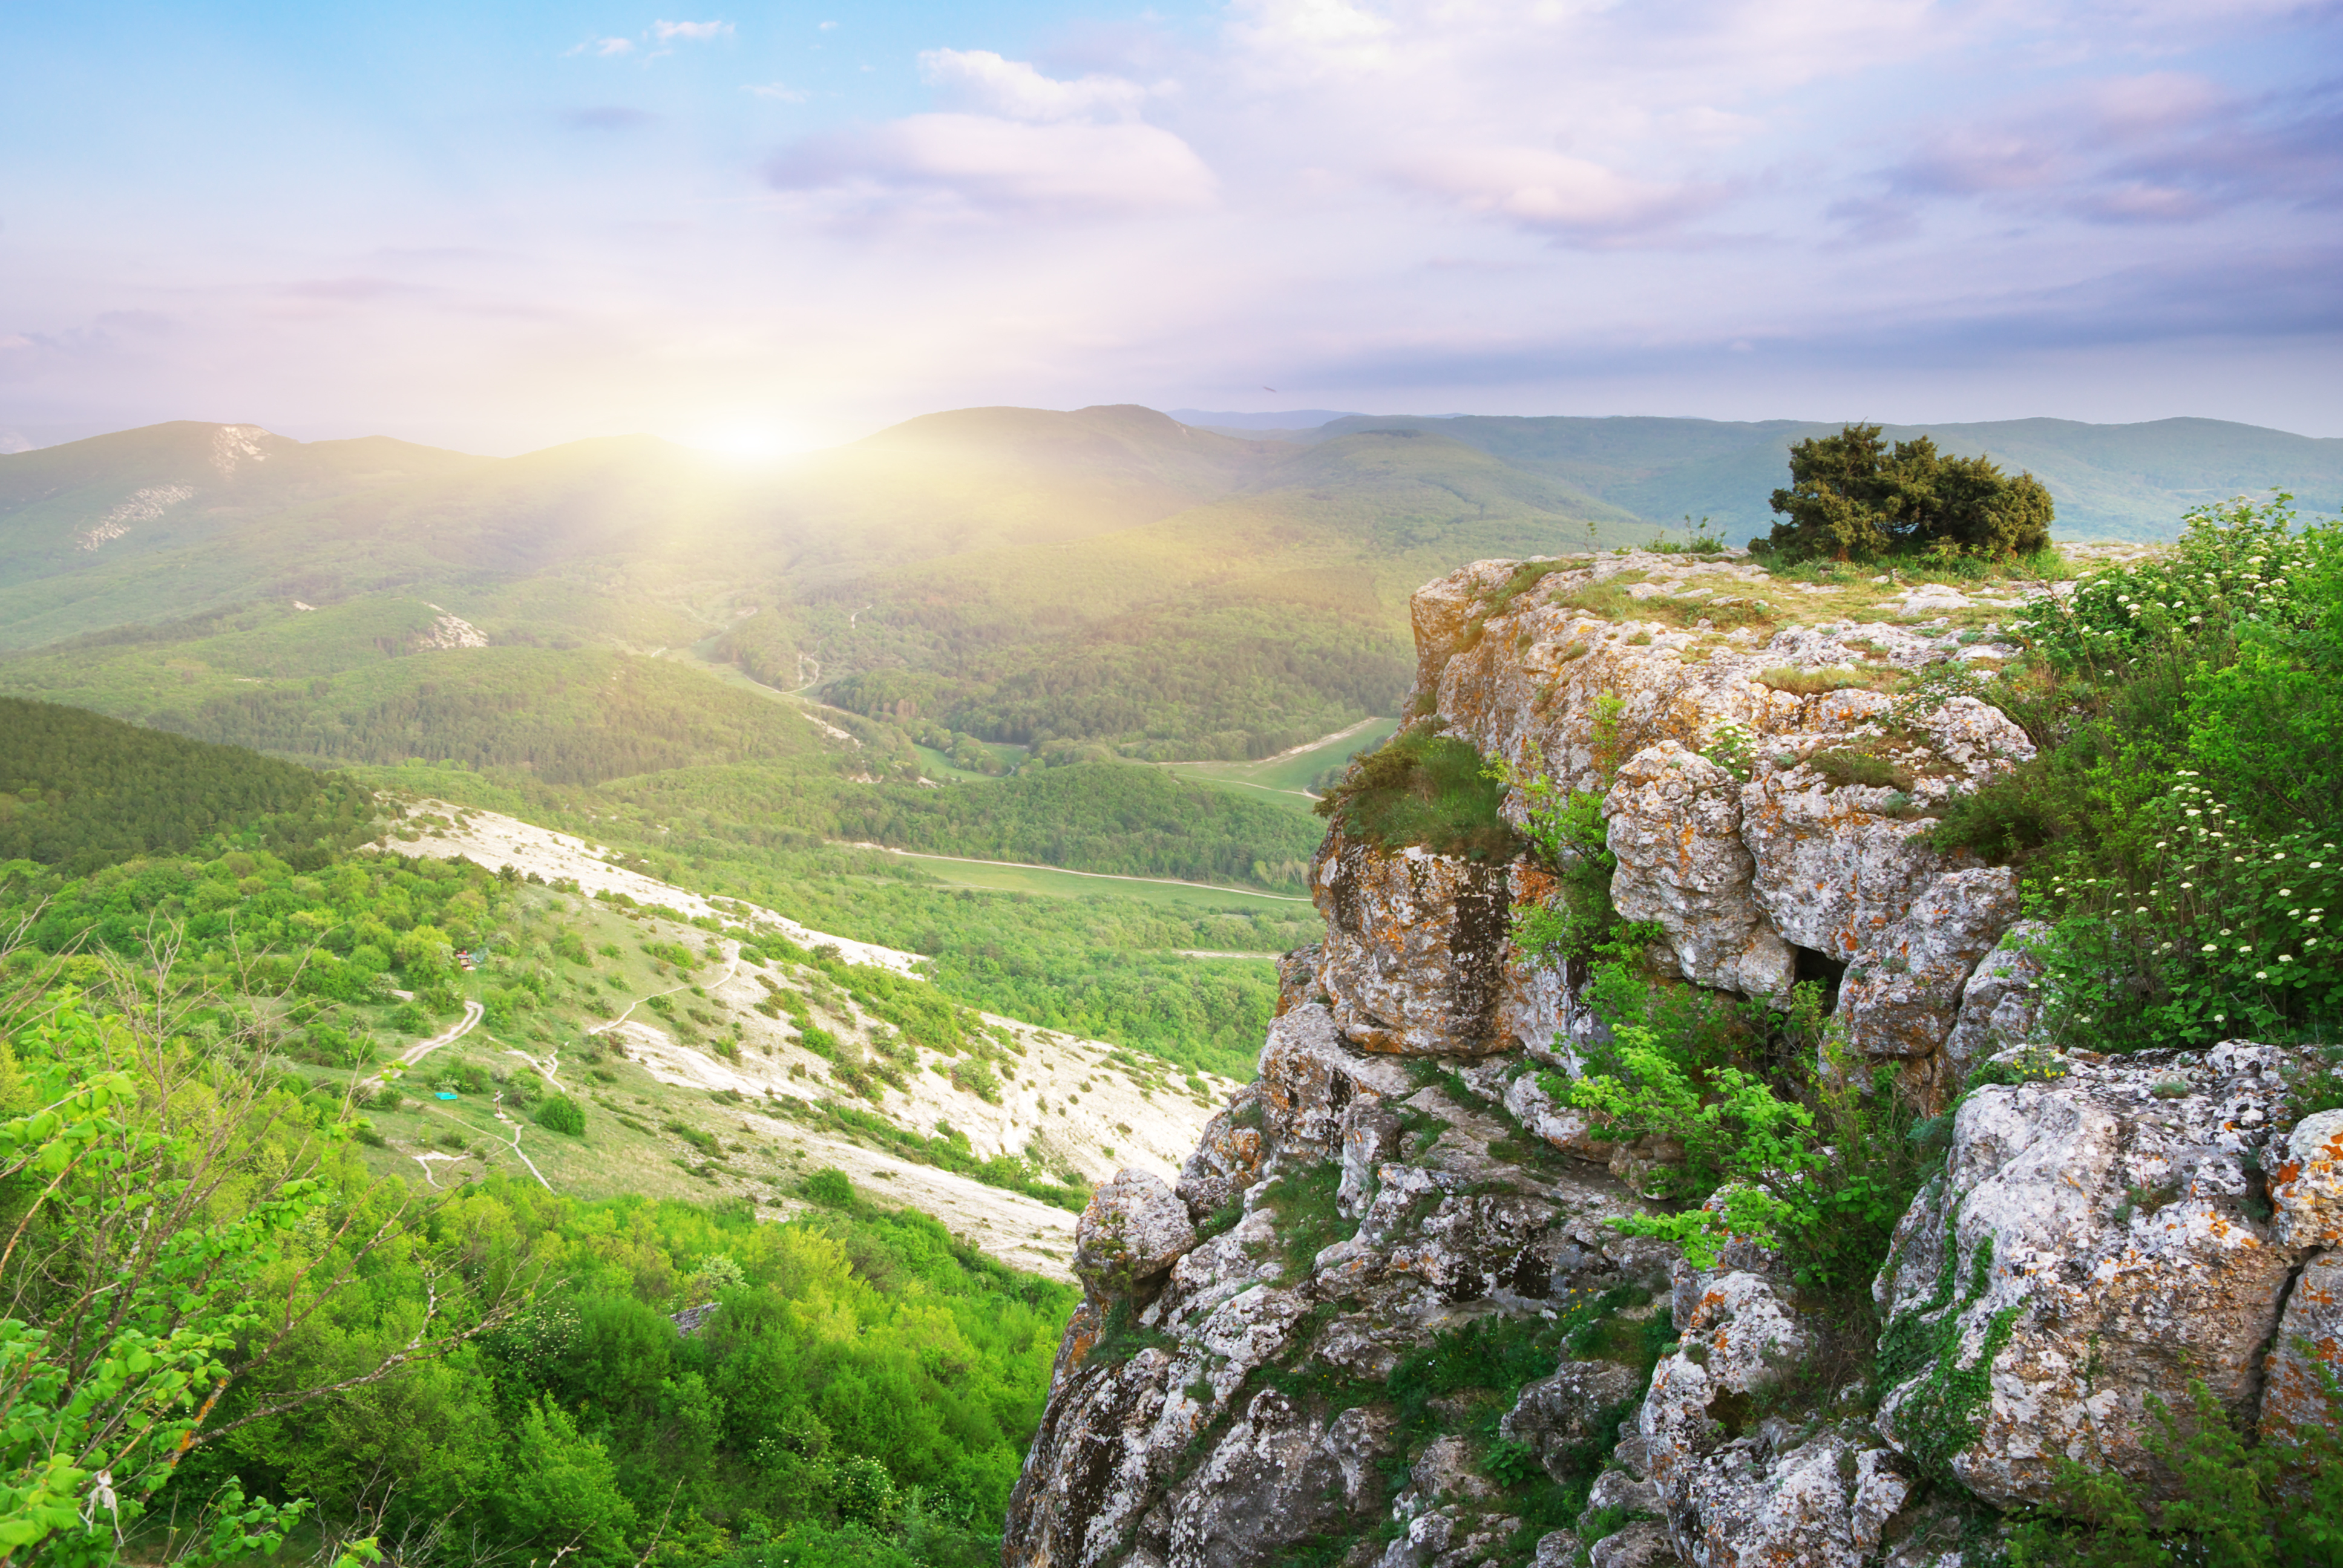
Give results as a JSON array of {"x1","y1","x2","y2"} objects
[{"x1": 1313, "y1": 724, "x2": 1521, "y2": 861}]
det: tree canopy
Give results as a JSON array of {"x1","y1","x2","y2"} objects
[{"x1": 1762, "y1": 422, "x2": 2054, "y2": 561}]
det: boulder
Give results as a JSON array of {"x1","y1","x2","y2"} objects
[
  {"x1": 1276, "y1": 944, "x2": 1327, "y2": 1016},
  {"x1": 1074, "y1": 1170, "x2": 1199, "y2": 1297},
  {"x1": 1605, "y1": 742, "x2": 1794, "y2": 999},
  {"x1": 1312, "y1": 827, "x2": 1515, "y2": 1054},
  {"x1": 2260, "y1": 1250, "x2": 2343, "y2": 1442},
  {"x1": 1741, "y1": 768, "x2": 1947, "y2": 962},
  {"x1": 1501, "y1": 1361, "x2": 1645, "y2": 1483},
  {"x1": 2274, "y1": 1108, "x2": 2343, "y2": 1249},
  {"x1": 1253, "y1": 1004, "x2": 1416, "y2": 1165},
  {"x1": 1175, "y1": 1091, "x2": 1267, "y2": 1222},
  {"x1": 1166, "y1": 1390, "x2": 1397, "y2": 1568},
  {"x1": 1872, "y1": 1043, "x2": 2299, "y2": 1506},
  {"x1": 1837, "y1": 867, "x2": 2021, "y2": 1106},
  {"x1": 1939, "y1": 920, "x2": 2049, "y2": 1088}
]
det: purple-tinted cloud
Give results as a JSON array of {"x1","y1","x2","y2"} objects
[
  {"x1": 765, "y1": 114, "x2": 1213, "y2": 221},
  {"x1": 1874, "y1": 73, "x2": 2343, "y2": 228}
]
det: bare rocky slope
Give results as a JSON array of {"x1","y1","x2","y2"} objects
[{"x1": 1002, "y1": 548, "x2": 2343, "y2": 1566}]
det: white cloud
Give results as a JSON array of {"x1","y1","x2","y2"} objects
[
  {"x1": 1394, "y1": 148, "x2": 1723, "y2": 244},
  {"x1": 563, "y1": 36, "x2": 635, "y2": 57},
  {"x1": 745, "y1": 82, "x2": 807, "y2": 103},
  {"x1": 767, "y1": 113, "x2": 1216, "y2": 218},
  {"x1": 654, "y1": 20, "x2": 733, "y2": 42},
  {"x1": 917, "y1": 49, "x2": 1151, "y2": 122}
]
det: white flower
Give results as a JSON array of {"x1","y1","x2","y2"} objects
[
  {"x1": 2256, "y1": 970, "x2": 2269, "y2": 979},
  {"x1": 2203, "y1": 943, "x2": 2220, "y2": 952},
  {"x1": 2279, "y1": 955, "x2": 2295, "y2": 964}
]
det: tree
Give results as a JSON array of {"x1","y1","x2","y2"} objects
[
  {"x1": 0, "y1": 935, "x2": 520, "y2": 1565},
  {"x1": 1763, "y1": 422, "x2": 2054, "y2": 561}
]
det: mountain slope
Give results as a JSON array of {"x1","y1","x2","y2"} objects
[{"x1": 1303, "y1": 413, "x2": 2343, "y2": 542}]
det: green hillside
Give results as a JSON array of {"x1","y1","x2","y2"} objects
[{"x1": 1302, "y1": 413, "x2": 2343, "y2": 543}]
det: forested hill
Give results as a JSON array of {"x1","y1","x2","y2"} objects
[
  {"x1": 1294, "y1": 412, "x2": 2343, "y2": 544},
  {"x1": 0, "y1": 695, "x2": 375, "y2": 871}
]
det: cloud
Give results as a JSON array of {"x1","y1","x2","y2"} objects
[
  {"x1": 765, "y1": 113, "x2": 1215, "y2": 219},
  {"x1": 744, "y1": 82, "x2": 807, "y2": 103},
  {"x1": 654, "y1": 20, "x2": 733, "y2": 42},
  {"x1": 1875, "y1": 73, "x2": 2343, "y2": 227},
  {"x1": 1392, "y1": 147, "x2": 1725, "y2": 246},
  {"x1": 564, "y1": 36, "x2": 635, "y2": 57},
  {"x1": 917, "y1": 49, "x2": 1152, "y2": 122},
  {"x1": 566, "y1": 106, "x2": 656, "y2": 131}
]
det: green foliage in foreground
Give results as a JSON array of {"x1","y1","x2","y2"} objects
[
  {"x1": 1933, "y1": 497, "x2": 2343, "y2": 1050},
  {"x1": 2007, "y1": 1377, "x2": 2343, "y2": 1566},
  {"x1": 1760, "y1": 421, "x2": 2055, "y2": 563},
  {"x1": 0, "y1": 977, "x2": 1073, "y2": 1568},
  {"x1": 1313, "y1": 724, "x2": 1520, "y2": 861},
  {"x1": 1567, "y1": 976, "x2": 1930, "y2": 1294},
  {"x1": 0, "y1": 696, "x2": 376, "y2": 874}
]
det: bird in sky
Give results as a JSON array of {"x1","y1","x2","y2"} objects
[{"x1": 1263, "y1": 386, "x2": 1278, "y2": 393}]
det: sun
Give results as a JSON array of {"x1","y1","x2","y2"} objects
[{"x1": 679, "y1": 420, "x2": 811, "y2": 463}]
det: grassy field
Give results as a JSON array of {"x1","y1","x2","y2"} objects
[
  {"x1": 851, "y1": 845, "x2": 1315, "y2": 910},
  {"x1": 1162, "y1": 715, "x2": 1400, "y2": 807}
]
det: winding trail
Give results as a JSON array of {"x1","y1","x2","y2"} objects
[
  {"x1": 365, "y1": 999, "x2": 483, "y2": 1091},
  {"x1": 589, "y1": 944, "x2": 746, "y2": 1037}
]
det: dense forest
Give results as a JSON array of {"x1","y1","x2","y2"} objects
[{"x1": 0, "y1": 696, "x2": 376, "y2": 872}]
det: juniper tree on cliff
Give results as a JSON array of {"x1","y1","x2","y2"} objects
[{"x1": 1763, "y1": 421, "x2": 2054, "y2": 561}]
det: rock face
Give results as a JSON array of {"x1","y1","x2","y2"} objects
[
  {"x1": 1605, "y1": 742, "x2": 1793, "y2": 1000},
  {"x1": 1313, "y1": 826, "x2": 1515, "y2": 1056},
  {"x1": 1003, "y1": 1004, "x2": 1667, "y2": 1568},
  {"x1": 1872, "y1": 1042, "x2": 2316, "y2": 1506},
  {"x1": 1008, "y1": 550, "x2": 2339, "y2": 1568},
  {"x1": 1076, "y1": 1171, "x2": 1201, "y2": 1297}
]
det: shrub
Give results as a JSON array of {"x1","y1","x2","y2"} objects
[
  {"x1": 1313, "y1": 725, "x2": 1519, "y2": 861},
  {"x1": 804, "y1": 1167, "x2": 856, "y2": 1207},
  {"x1": 1806, "y1": 748, "x2": 1915, "y2": 791},
  {"x1": 533, "y1": 1094, "x2": 586, "y2": 1136}
]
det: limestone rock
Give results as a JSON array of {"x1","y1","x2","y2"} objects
[
  {"x1": 1500, "y1": 1361, "x2": 1645, "y2": 1482},
  {"x1": 1605, "y1": 742, "x2": 1794, "y2": 999},
  {"x1": 1585, "y1": 1523, "x2": 1683, "y2": 1568},
  {"x1": 1674, "y1": 1432, "x2": 1863, "y2": 1568},
  {"x1": 2274, "y1": 1108, "x2": 2343, "y2": 1249},
  {"x1": 1872, "y1": 1044, "x2": 2299, "y2": 1506},
  {"x1": 2260, "y1": 1250, "x2": 2343, "y2": 1442},
  {"x1": 1175, "y1": 1091, "x2": 1267, "y2": 1223},
  {"x1": 1741, "y1": 768, "x2": 1947, "y2": 963},
  {"x1": 1075, "y1": 1169, "x2": 1199, "y2": 1297},
  {"x1": 1277, "y1": 944, "x2": 1327, "y2": 1016},
  {"x1": 1501, "y1": 1064, "x2": 1610, "y2": 1163},
  {"x1": 1940, "y1": 920, "x2": 2049, "y2": 1088},
  {"x1": 1339, "y1": 1097, "x2": 1403, "y2": 1217},
  {"x1": 1253, "y1": 1003, "x2": 1417, "y2": 1165},
  {"x1": 1313, "y1": 826, "x2": 1515, "y2": 1054},
  {"x1": 1837, "y1": 867, "x2": 2020, "y2": 1105},
  {"x1": 1167, "y1": 1390, "x2": 1396, "y2": 1566}
]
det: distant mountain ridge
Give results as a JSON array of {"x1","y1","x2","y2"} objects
[
  {"x1": 3, "y1": 401, "x2": 2336, "y2": 782},
  {"x1": 1271, "y1": 412, "x2": 2343, "y2": 543}
]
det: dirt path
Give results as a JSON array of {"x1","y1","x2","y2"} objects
[
  {"x1": 839, "y1": 842, "x2": 1313, "y2": 903},
  {"x1": 1253, "y1": 715, "x2": 1383, "y2": 766},
  {"x1": 364, "y1": 999, "x2": 483, "y2": 1091}
]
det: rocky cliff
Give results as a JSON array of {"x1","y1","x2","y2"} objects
[{"x1": 1003, "y1": 548, "x2": 2343, "y2": 1567}]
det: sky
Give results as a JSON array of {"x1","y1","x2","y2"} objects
[{"x1": 3, "y1": 0, "x2": 2341, "y2": 455}]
